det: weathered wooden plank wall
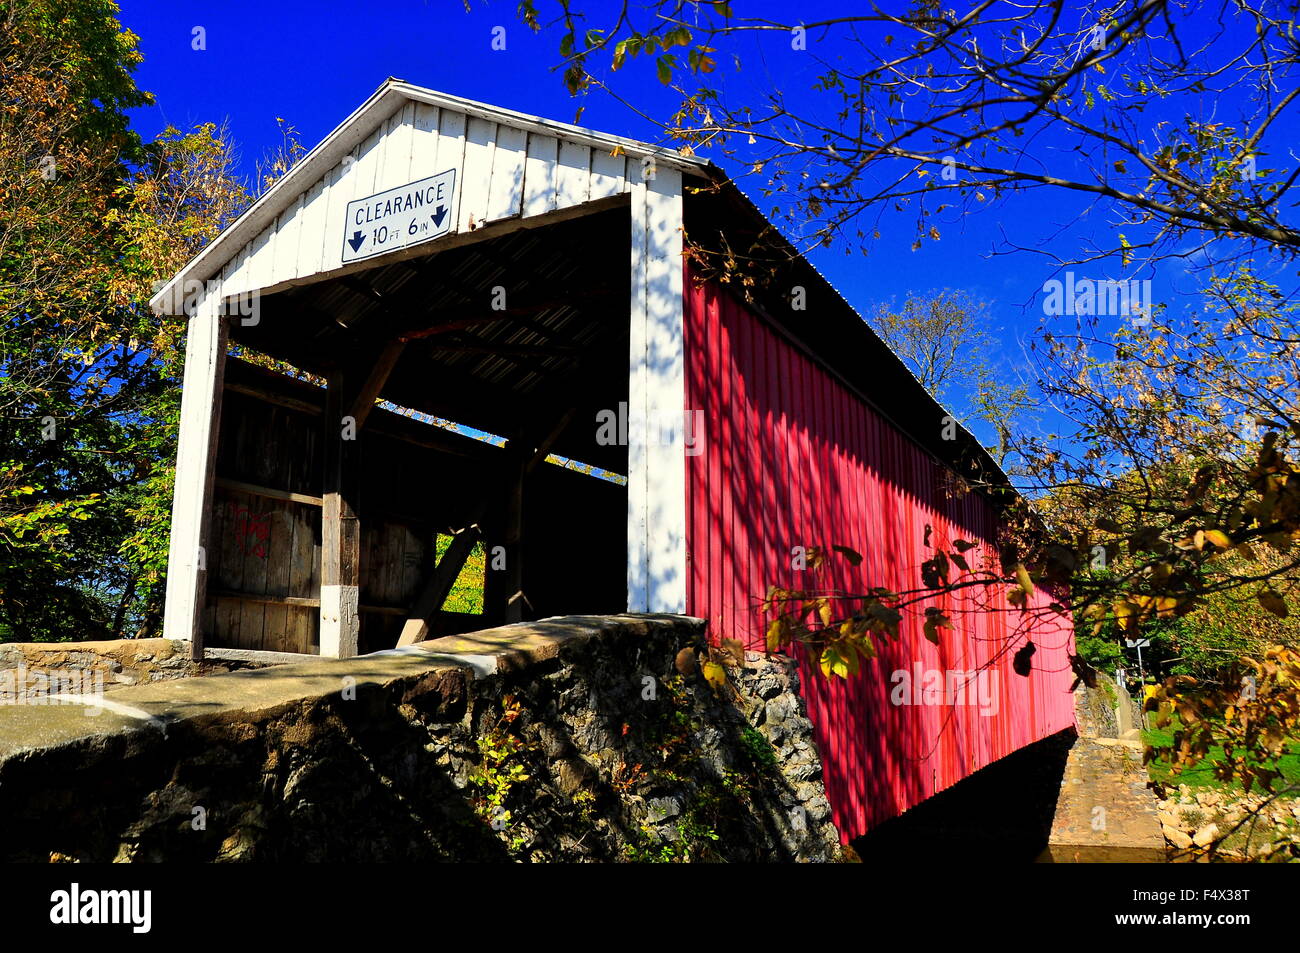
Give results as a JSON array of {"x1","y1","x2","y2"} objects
[
  {"x1": 207, "y1": 387, "x2": 322, "y2": 653},
  {"x1": 206, "y1": 360, "x2": 629, "y2": 654}
]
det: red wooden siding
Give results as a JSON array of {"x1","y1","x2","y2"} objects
[{"x1": 682, "y1": 266, "x2": 1076, "y2": 838}]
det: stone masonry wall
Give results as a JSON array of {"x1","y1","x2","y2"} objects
[
  {"x1": 0, "y1": 639, "x2": 239, "y2": 702},
  {"x1": 0, "y1": 615, "x2": 843, "y2": 862}
]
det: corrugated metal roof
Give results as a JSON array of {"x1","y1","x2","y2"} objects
[{"x1": 237, "y1": 206, "x2": 632, "y2": 473}]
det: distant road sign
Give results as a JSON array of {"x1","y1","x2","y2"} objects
[{"x1": 342, "y1": 169, "x2": 456, "y2": 264}]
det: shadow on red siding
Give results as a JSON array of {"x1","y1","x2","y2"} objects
[{"x1": 683, "y1": 266, "x2": 1077, "y2": 839}]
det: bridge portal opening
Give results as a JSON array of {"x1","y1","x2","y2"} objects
[{"x1": 203, "y1": 206, "x2": 631, "y2": 655}]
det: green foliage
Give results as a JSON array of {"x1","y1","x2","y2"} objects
[
  {"x1": 618, "y1": 670, "x2": 779, "y2": 862},
  {"x1": 739, "y1": 725, "x2": 778, "y2": 772},
  {"x1": 1, "y1": 2, "x2": 250, "y2": 641},
  {"x1": 1144, "y1": 721, "x2": 1300, "y2": 796},
  {"x1": 468, "y1": 695, "x2": 532, "y2": 830},
  {"x1": 625, "y1": 809, "x2": 720, "y2": 863},
  {"x1": 1075, "y1": 633, "x2": 1124, "y2": 674},
  {"x1": 433, "y1": 534, "x2": 486, "y2": 614},
  {"x1": 1144, "y1": 648, "x2": 1300, "y2": 801}
]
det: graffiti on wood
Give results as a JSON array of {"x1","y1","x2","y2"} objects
[{"x1": 232, "y1": 504, "x2": 272, "y2": 559}]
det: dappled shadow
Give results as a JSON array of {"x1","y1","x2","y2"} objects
[
  {"x1": 680, "y1": 266, "x2": 1078, "y2": 836},
  {"x1": 0, "y1": 667, "x2": 511, "y2": 861},
  {"x1": 473, "y1": 622, "x2": 840, "y2": 862}
]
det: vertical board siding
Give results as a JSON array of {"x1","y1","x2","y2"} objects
[
  {"x1": 556, "y1": 140, "x2": 592, "y2": 210},
  {"x1": 457, "y1": 116, "x2": 497, "y2": 233},
  {"x1": 209, "y1": 386, "x2": 323, "y2": 653},
  {"x1": 381, "y1": 102, "x2": 418, "y2": 190},
  {"x1": 682, "y1": 266, "x2": 1076, "y2": 838},
  {"x1": 522, "y1": 133, "x2": 560, "y2": 217},
  {"x1": 589, "y1": 148, "x2": 625, "y2": 200},
  {"x1": 270, "y1": 194, "x2": 305, "y2": 284},
  {"x1": 487, "y1": 125, "x2": 528, "y2": 221},
  {"x1": 427, "y1": 108, "x2": 466, "y2": 192}
]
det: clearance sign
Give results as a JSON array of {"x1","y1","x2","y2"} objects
[{"x1": 341, "y1": 169, "x2": 457, "y2": 263}]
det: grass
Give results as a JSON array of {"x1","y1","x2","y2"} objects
[
  {"x1": 434, "y1": 534, "x2": 486, "y2": 615},
  {"x1": 1144, "y1": 719, "x2": 1300, "y2": 857},
  {"x1": 1143, "y1": 721, "x2": 1300, "y2": 795}
]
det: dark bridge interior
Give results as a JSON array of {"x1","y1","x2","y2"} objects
[
  {"x1": 234, "y1": 205, "x2": 632, "y2": 474},
  {"x1": 204, "y1": 206, "x2": 632, "y2": 655}
]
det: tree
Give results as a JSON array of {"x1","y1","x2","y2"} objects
[
  {"x1": 520, "y1": 0, "x2": 1300, "y2": 271},
  {"x1": 871, "y1": 290, "x2": 992, "y2": 399},
  {"x1": 0, "y1": 1, "x2": 246, "y2": 640},
  {"x1": 869, "y1": 289, "x2": 1034, "y2": 466},
  {"x1": 518, "y1": 0, "x2": 1300, "y2": 664}
]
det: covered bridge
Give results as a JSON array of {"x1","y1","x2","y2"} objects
[{"x1": 150, "y1": 79, "x2": 1075, "y2": 835}]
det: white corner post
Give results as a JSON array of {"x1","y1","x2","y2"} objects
[
  {"x1": 162, "y1": 289, "x2": 228, "y2": 653},
  {"x1": 628, "y1": 162, "x2": 687, "y2": 614}
]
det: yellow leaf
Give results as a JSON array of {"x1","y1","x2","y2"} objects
[
  {"x1": 765, "y1": 618, "x2": 785, "y2": 653},
  {"x1": 1014, "y1": 562, "x2": 1035, "y2": 596},
  {"x1": 702, "y1": 661, "x2": 727, "y2": 690},
  {"x1": 1203, "y1": 529, "x2": 1231, "y2": 549},
  {"x1": 843, "y1": 643, "x2": 860, "y2": 677},
  {"x1": 819, "y1": 645, "x2": 849, "y2": 679}
]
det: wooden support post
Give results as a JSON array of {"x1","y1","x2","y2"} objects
[
  {"x1": 395, "y1": 408, "x2": 572, "y2": 646},
  {"x1": 502, "y1": 410, "x2": 579, "y2": 624},
  {"x1": 319, "y1": 369, "x2": 361, "y2": 658},
  {"x1": 162, "y1": 292, "x2": 228, "y2": 658},
  {"x1": 628, "y1": 164, "x2": 687, "y2": 613},
  {"x1": 480, "y1": 505, "x2": 509, "y2": 629},
  {"x1": 318, "y1": 338, "x2": 405, "y2": 657},
  {"x1": 348, "y1": 339, "x2": 405, "y2": 429}
]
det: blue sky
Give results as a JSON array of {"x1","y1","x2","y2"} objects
[
  {"x1": 117, "y1": 1, "x2": 1297, "y2": 448},
  {"x1": 117, "y1": 1, "x2": 1089, "y2": 314}
]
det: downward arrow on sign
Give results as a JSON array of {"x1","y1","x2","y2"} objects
[
  {"x1": 430, "y1": 206, "x2": 448, "y2": 227},
  {"x1": 347, "y1": 230, "x2": 365, "y2": 252}
]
